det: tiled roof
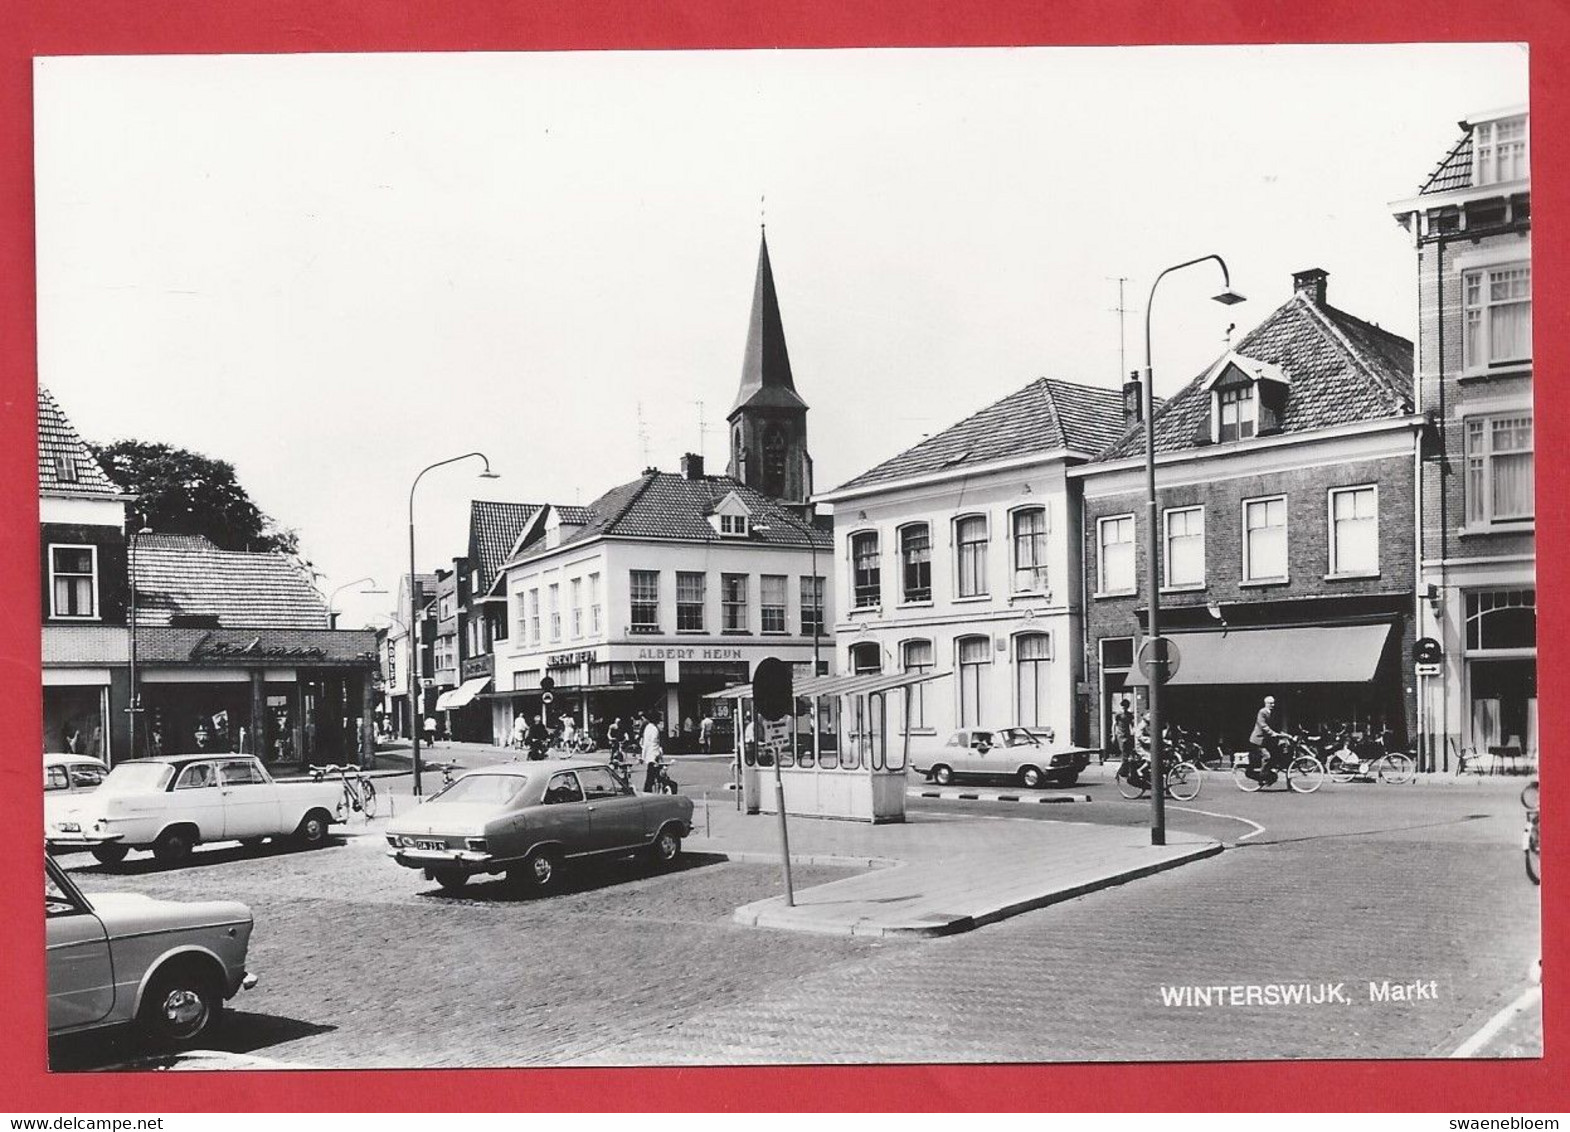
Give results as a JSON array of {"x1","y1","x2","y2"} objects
[
  {"x1": 506, "y1": 473, "x2": 831, "y2": 565},
  {"x1": 1419, "y1": 130, "x2": 1474, "y2": 196},
  {"x1": 133, "y1": 534, "x2": 330, "y2": 628},
  {"x1": 468, "y1": 501, "x2": 540, "y2": 591},
  {"x1": 137, "y1": 626, "x2": 377, "y2": 666},
  {"x1": 1097, "y1": 289, "x2": 1413, "y2": 461},
  {"x1": 37, "y1": 386, "x2": 123, "y2": 497},
  {"x1": 830, "y1": 377, "x2": 1131, "y2": 493},
  {"x1": 556, "y1": 505, "x2": 593, "y2": 525}
]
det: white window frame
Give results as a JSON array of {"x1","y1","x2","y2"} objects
[
  {"x1": 800, "y1": 575, "x2": 825, "y2": 636},
  {"x1": 956, "y1": 634, "x2": 992, "y2": 728},
  {"x1": 898, "y1": 522, "x2": 933, "y2": 604},
  {"x1": 1010, "y1": 505, "x2": 1049, "y2": 594},
  {"x1": 850, "y1": 530, "x2": 881, "y2": 609},
  {"x1": 548, "y1": 583, "x2": 561, "y2": 642},
  {"x1": 954, "y1": 513, "x2": 990, "y2": 599},
  {"x1": 629, "y1": 570, "x2": 660, "y2": 632},
  {"x1": 760, "y1": 574, "x2": 788, "y2": 634},
  {"x1": 1096, "y1": 514, "x2": 1137, "y2": 596},
  {"x1": 1473, "y1": 116, "x2": 1528, "y2": 187},
  {"x1": 721, "y1": 573, "x2": 749, "y2": 633},
  {"x1": 675, "y1": 571, "x2": 706, "y2": 632},
  {"x1": 1013, "y1": 631, "x2": 1053, "y2": 730},
  {"x1": 900, "y1": 638, "x2": 934, "y2": 731},
  {"x1": 1162, "y1": 506, "x2": 1206, "y2": 591},
  {"x1": 1242, "y1": 495, "x2": 1289, "y2": 583},
  {"x1": 1462, "y1": 262, "x2": 1531, "y2": 372},
  {"x1": 1464, "y1": 412, "x2": 1534, "y2": 526},
  {"x1": 569, "y1": 577, "x2": 583, "y2": 638},
  {"x1": 1214, "y1": 383, "x2": 1257, "y2": 444},
  {"x1": 48, "y1": 543, "x2": 99, "y2": 621},
  {"x1": 528, "y1": 589, "x2": 541, "y2": 645},
  {"x1": 588, "y1": 572, "x2": 602, "y2": 635},
  {"x1": 1327, "y1": 485, "x2": 1380, "y2": 577}
]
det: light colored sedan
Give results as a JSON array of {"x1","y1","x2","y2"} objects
[
  {"x1": 911, "y1": 727, "x2": 1085, "y2": 788},
  {"x1": 386, "y1": 759, "x2": 694, "y2": 893},
  {"x1": 46, "y1": 855, "x2": 257, "y2": 1047}
]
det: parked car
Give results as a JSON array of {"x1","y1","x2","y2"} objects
[
  {"x1": 911, "y1": 727, "x2": 1085, "y2": 788},
  {"x1": 44, "y1": 754, "x2": 109, "y2": 831},
  {"x1": 386, "y1": 759, "x2": 695, "y2": 893},
  {"x1": 46, "y1": 754, "x2": 345, "y2": 866},
  {"x1": 46, "y1": 854, "x2": 257, "y2": 1046}
]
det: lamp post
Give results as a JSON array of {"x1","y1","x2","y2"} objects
[
  {"x1": 124, "y1": 522, "x2": 153, "y2": 764},
  {"x1": 326, "y1": 577, "x2": 388, "y2": 629},
  {"x1": 409, "y1": 453, "x2": 499, "y2": 795},
  {"x1": 1142, "y1": 255, "x2": 1245, "y2": 846}
]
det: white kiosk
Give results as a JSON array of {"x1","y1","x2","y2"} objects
[{"x1": 709, "y1": 671, "x2": 949, "y2": 824}]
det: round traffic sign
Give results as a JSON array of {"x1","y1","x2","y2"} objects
[
  {"x1": 1137, "y1": 636, "x2": 1182, "y2": 685},
  {"x1": 540, "y1": 691, "x2": 555, "y2": 705}
]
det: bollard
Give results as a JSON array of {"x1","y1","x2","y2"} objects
[{"x1": 704, "y1": 793, "x2": 711, "y2": 839}]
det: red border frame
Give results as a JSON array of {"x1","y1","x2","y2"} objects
[{"x1": 3, "y1": 0, "x2": 1564, "y2": 1113}]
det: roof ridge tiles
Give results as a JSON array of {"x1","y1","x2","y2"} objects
[{"x1": 1298, "y1": 294, "x2": 1413, "y2": 414}]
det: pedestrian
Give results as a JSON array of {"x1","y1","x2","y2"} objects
[
  {"x1": 561, "y1": 714, "x2": 578, "y2": 752},
  {"x1": 1248, "y1": 695, "x2": 1282, "y2": 780},
  {"x1": 641, "y1": 713, "x2": 663, "y2": 783},
  {"x1": 682, "y1": 715, "x2": 696, "y2": 753},
  {"x1": 511, "y1": 711, "x2": 527, "y2": 750},
  {"x1": 527, "y1": 715, "x2": 549, "y2": 760},
  {"x1": 1112, "y1": 697, "x2": 1135, "y2": 764},
  {"x1": 423, "y1": 714, "x2": 437, "y2": 748},
  {"x1": 699, "y1": 713, "x2": 714, "y2": 754}
]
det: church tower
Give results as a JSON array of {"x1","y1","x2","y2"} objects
[{"x1": 727, "y1": 231, "x2": 813, "y2": 507}]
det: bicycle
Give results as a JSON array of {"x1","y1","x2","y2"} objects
[
  {"x1": 1321, "y1": 727, "x2": 1416, "y2": 785},
  {"x1": 1116, "y1": 750, "x2": 1203, "y2": 802},
  {"x1": 309, "y1": 763, "x2": 378, "y2": 818},
  {"x1": 1231, "y1": 733, "x2": 1325, "y2": 794},
  {"x1": 1522, "y1": 778, "x2": 1540, "y2": 885}
]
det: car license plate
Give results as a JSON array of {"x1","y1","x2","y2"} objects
[{"x1": 416, "y1": 839, "x2": 446, "y2": 851}]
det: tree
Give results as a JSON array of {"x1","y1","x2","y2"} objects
[{"x1": 91, "y1": 439, "x2": 303, "y2": 557}]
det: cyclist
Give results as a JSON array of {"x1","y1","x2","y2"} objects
[{"x1": 1247, "y1": 695, "x2": 1283, "y2": 782}]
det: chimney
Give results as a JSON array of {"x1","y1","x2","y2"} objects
[
  {"x1": 1122, "y1": 371, "x2": 1143, "y2": 423},
  {"x1": 680, "y1": 452, "x2": 705, "y2": 480},
  {"x1": 1292, "y1": 268, "x2": 1328, "y2": 307},
  {"x1": 642, "y1": 465, "x2": 660, "y2": 476}
]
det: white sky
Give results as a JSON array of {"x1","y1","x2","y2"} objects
[{"x1": 34, "y1": 44, "x2": 1527, "y2": 630}]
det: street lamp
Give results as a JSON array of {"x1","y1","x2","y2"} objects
[
  {"x1": 1142, "y1": 254, "x2": 1244, "y2": 846},
  {"x1": 125, "y1": 520, "x2": 153, "y2": 764},
  {"x1": 751, "y1": 514, "x2": 825, "y2": 674},
  {"x1": 326, "y1": 577, "x2": 389, "y2": 629},
  {"x1": 409, "y1": 453, "x2": 499, "y2": 796}
]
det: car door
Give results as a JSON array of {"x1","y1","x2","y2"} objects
[
  {"x1": 46, "y1": 861, "x2": 114, "y2": 1031},
  {"x1": 961, "y1": 730, "x2": 995, "y2": 776},
  {"x1": 577, "y1": 765, "x2": 647, "y2": 851},
  {"x1": 217, "y1": 759, "x2": 281, "y2": 839},
  {"x1": 533, "y1": 771, "x2": 592, "y2": 855},
  {"x1": 168, "y1": 761, "x2": 226, "y2": 841}
]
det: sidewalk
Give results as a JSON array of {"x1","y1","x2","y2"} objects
[{"x1": 688, "y1": 801, "x2": 1220, "y2": 938}]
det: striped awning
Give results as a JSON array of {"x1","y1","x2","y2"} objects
[
  {"x1": 703, "y1": 670, "x2": 951, "y2": 700},
  {"x1": 435, "y1": 676, "x2": 492, "y2": 711}
]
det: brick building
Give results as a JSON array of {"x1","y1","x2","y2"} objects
[
  {"x1": 1074, "y1": 269, "x2": 1421, "y2": 752},
  {"x1": 1390, "y1": 105, "x2": 1533, "y2": 769}
]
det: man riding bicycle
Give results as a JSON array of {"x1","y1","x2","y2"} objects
[{"x1": 1248, "y1": 695, "x2": 1284, "y2": 781}]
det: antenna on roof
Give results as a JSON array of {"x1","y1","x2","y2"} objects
[
  {"x1": 636, "y1": 401, "x2": 651, "y2": 468},
  {"x1": 1108, "y1": 276, "x2": 1132, "y2": 386},
  {"x1": 693, "y1": 399, "x2": 712, "y2": 460},
  {"x1": 760, "y1": 193, "x2": 766, "y2": 231}
]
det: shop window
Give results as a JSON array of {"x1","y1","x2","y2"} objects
[
  {"x1": 1163, "y1": 506, "x2": 1205, "y2": 588},
  {"x1": 676, "y1": 572, "x2": 706, "y2": 632},
  {"x1": 1097, "y1": 515, "x2": 1135, "y2": 594},
  {"x1": 955, "y1": 515, "x2": 989, "y2": 598},
  {"x1": 760, "y1": 575, "x2": 788, "y2": 633},
  {"x1": 1015, "y1": 633, "x2": 1052, "y2": 728},
  {"x1": 49, "y1": 545, "x2": 98, "y2": 620},
  {"x1": 1465, "y1": 590, "x2": 1536, "y2": 651},
  {"x1": 899, "y1": 523, "x2": 932, "y2": 603},
  {"x1": 1012, "y1": 507, "x2": 1048, "y2": 593},
  {"x1": 851, "y1": 531, "x2": 881, "y2": 608},
  {"x1": 1464, "y1": 263, "x2": 1531, "y2": 370},
  {"x1": 1243, "y1": 496, "x2": 1288, "y2": 581},
  {"x1": 901, "y1": 639, "x2": 934, "y2": 729},
  {"x1": 629, "y1": 571, "x2": 660, "y2": 632},
  {"x1": 957, "y1": 635, "x2": 991, "y2": 727},
  {"x1": 1329, "y1": 486, "x2": 1378, "y2": 575},
  {"x1": 1465, "y1": 414, "x2": 1533, "y2": 524},
  {"x1": 721, "y1": 574, "x2": 749, "y2": 632}
]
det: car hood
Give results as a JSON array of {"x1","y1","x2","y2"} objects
[
  {"x1": 88, "y1": 891, "x2": 253, "y2": 930},
  {"x1": 386, "y1": 802, "x2": 500, "y2": 838}
]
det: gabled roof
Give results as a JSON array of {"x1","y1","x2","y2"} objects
[
  {"x1": 1096, "y1": 287, "x2": 1414, "y2": 461},
  {"x1": 37, "y1": 386, "x2": 124, "y2": 497},
  {"x1": 467, "y1": 501, "x2": 541, "y2": 592},
  {"x1": 729, "y1": 231, "x2": 807, "y2": 417},
  {"x1": 133, "y1": 534, "x2": 330, "y2": 629},
  {"x1": 829, "y1": 376, "x2": 1131, "y2": 494},
  {"x1": 1418, "y1": 130, "x2": 1474, "y2": 196}
]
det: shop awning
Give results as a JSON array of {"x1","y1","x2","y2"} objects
[
  {"x1": 435, "y1": 676, "x2": 492, "y2": 711},
  {"x1": 704, "y1": 670, "x2": 952, "y2": 700},
  {"x1": 1123, "y1": 624, "x2": 1394, "y2": 687}
]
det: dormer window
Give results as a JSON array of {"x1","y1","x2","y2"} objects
[
  {"x1": 54, "y1": 453, "x2": 79, "y2": 483},
  {"x1": 1473, "y1": 115, "x2": 1527, "y2": 187},
  {"x1": 708, "y1": 490, "x2": 754, "y2": 537},
  {"x1": 1218, "y1": 385, "x2": 1256, "y2": 442},
  {"x1": 720, "y1": 514, "x2": 749, "y2": 537}
]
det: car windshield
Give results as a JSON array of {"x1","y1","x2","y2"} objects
[
  {"x1": 98, "y1": 762, "x2": 174, "y2": 794},
  {"x1": 998, "y1": 729, "x2": 1041, "y2": 747},
  {"x1": 429, "y1": 773, "x2": 528, "y2": 807}
]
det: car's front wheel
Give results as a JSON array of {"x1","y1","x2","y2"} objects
[
  {"x1": 1018, "y1": 765, "x2": 1043, "y2": 789},
  {"x1": 138, "y1": 962, "x2": 221, "y2": 1046},
  {"x1": 90, "y1": 844, "x2": 129, "y2": 865},
  {"x1": 932, "y1": 764, "x2": 953, "y2": 786},
  {"x1": 294, "y1": 810, "x2": 332, "y2": 849}
]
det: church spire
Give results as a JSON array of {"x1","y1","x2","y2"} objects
[{"x1": 729, "y1": 230, "x2": 808, "y2": 415}]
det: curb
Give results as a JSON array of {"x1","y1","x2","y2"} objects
[
  {"x1": 702, "y1": 847, "x2": 901, "y2": 870},
  {"x1": 732, "y1": 837, "x2": 1223, "y2": 938},
  {"x1": 909, "y1": 788, "x2": 1091, "y2": 805}
]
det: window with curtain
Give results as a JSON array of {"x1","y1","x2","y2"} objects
[
  {"x1": 760, "y1": 575, "x2": 788, "y2": 633},
  {"x1": 851, "y1": 531, "x2": 881, "y2": 608},
  {"x1": 570, "y1": 577, "x2": 583, "y2": 638},
  {"x1": 900, "y1": 524, "x2": 932, "y2": 602},
  {"x1": 955, "y1": 515, "x2": 989, "y2": 597},
  {"x1": 1098, "y1": 515, "x2": 1135, "y2": 594},
  {"x1": 528, "y1": 589, "x2": 541, "y2": 643},
  {"x1": 548, "y1": 583, "x2": 561, "y2": 641},
  {"x1": 1012, "y1": 508, "x2": 1048, "y2": 592},
  {"x1": 1015, "y1": 633, "x2": 1052, "y2": 728},
  {"x1": 1465, "y1": 414, "x2": 1533, "y2": 524},
  {"x1": 588, "y1": 572, "x2": 602, "y2": 634},
  {"x1": 1163, "y1": 507, "x2": 1205, "y2": 588},
  {"x1": 901, "y1": 639, "x2": 933, "y2": 729},
  {"x1": 49, "y1": 546, "x2": 97, "y2": 619},
  {"x1": 1218, "y1": 384, "x2": 1256, "y2": 442},
  {"x1": 1243, "y1": 497, "x2": 1288, "y2": 581},
  {"x1": 1473, "y1": 116, "x2": 1528, "y2": 186},
  {"x1": 957, "y1": 635, "x2": 991, "y2": 726},
  {"x1": 1464, "y1": 263, "x2": 1531, "y2": 369},
  {"x1": 1329, "y1": 487, "x2": 1378, "y2": 575}
]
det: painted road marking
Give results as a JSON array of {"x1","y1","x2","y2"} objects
[
  {"x1": 1167, "y1": 805, "x2": 1268, "y2": 843},
  {"x1": 909, "y1": 788, "x2": 1091, "y2": 804},
  {"x1": 1449, "y1": 983, "x2": 1542, "y2": 1057}
]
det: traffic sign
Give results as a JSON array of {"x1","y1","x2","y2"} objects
[
  {"x1": 541, "y1": 691, "x2": 555, "y2": 705},
  {"x1": 1137, "y1": 636, "x2": 1181, "y2": 685},
  {"x1": 752, "y1": 657, "x2": 794, "y2": 721},
  {"x1": 1414, "y1": 637, "x2": 1442, "y2": 666},
  {"x1": 1415, "y1": 663, "x2": 1441, "y2": 677},
  {"x1": 540, "y1": 675, "x2": 556, "y2": 692}
]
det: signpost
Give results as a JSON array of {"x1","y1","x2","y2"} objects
[{"x1": 752, "y1": 657, "x2": 795, "y2": 907}]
